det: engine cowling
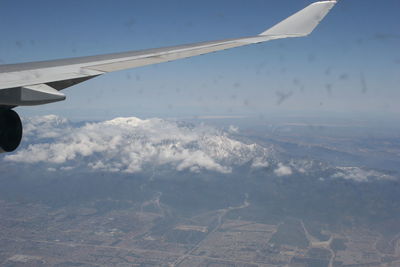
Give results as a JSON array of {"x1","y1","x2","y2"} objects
[{"x1": 0, "y1": 109, "x2": 23, "y2": 153}]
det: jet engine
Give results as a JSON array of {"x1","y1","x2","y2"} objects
[{"x1": 0, "y1": 109, "x2": 22, "y2": 153}]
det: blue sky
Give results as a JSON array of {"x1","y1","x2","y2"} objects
[{"x1": 0, "y1": 0, "x2": 399, "y2": 120}]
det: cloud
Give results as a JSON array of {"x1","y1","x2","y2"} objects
[
  {"x1": 6, "y1": 115, "x2": 396, "y2": 182},
  {"x1": 289, "y1": 159, "x2": 325, "y2": 174},
  {"x1": 228, "y1": 125, "x2": 239, "y2": 134},
  {"x1": 22, "y1": 115, "x2": 70, "y2": 139},
  {"x1": 332, "y1": 167, "x2": 394, "y2": 182},
  {"x1": 251, "y1": 157, "x2": 269, "y2": 169},
  {"x1": 5, "y1": 116, "x2": 272, "y2": 174},
  {"x1": 274, "y1": 163, "x2": 292, "y2": 176}
]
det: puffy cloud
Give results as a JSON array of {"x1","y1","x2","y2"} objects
[
  {"x1": 274, "y1": 163, "x2": 293, "y2": 176},
  {"x1": 5, "y1": 116, "x2": 272, "y2": 174},
  {"x1": 251, "y1": 157, "x2": 270, "y2": 169},
  {"x1": 332, "y1": 167, "x2": 394, "y2": 182}
]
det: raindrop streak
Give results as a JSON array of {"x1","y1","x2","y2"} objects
[{"x1": 360, "y1": 72, "x2": 368, "y2": 94}]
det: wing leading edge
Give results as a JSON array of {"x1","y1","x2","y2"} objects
[{"x1": 0, "y1": 0, "x2": 337, "y2": 107}]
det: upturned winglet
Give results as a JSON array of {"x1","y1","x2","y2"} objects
[{"x1": 259, "y1": 1, "x2": 337, "y2": 37}]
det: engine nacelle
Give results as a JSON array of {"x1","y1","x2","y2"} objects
[{"x1": 0, "y1": 109, "x2": 23, "y2": 153}]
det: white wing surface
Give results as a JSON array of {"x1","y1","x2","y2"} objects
[{"x1": 0, "y1": 1, "x2": 337, "y2": 107}]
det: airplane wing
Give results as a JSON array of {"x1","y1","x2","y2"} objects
[
  {"x1": 0, "y1": 1, "x2": 336, "y2": 107},
  {"x1": 0, "y1": 0, "x2": 337, "y2": 153}
]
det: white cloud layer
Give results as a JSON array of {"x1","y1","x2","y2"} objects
[
  {"x1": 6, "y1": 116, "x2": 271, "y2": 174},
  {"x1": 4, "y1": 115, "x2": 396, "y2": 183}
]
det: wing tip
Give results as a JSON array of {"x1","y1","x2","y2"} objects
[{"x1": 259, "y1": 0, "x2": 337, "y2": 37}]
